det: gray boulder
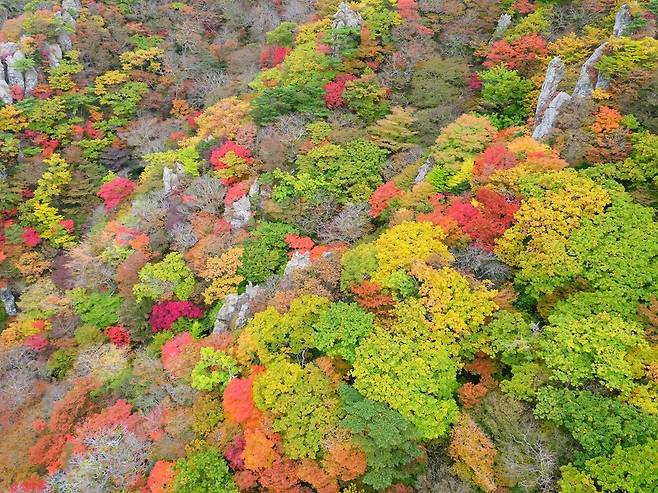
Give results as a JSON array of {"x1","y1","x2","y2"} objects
[
  {"x1": 595, "y1": 72, "x2": 610, "y2": 90},
  {"x1": 281, "y1": 252, "x2": 312, "y2": 288},
  {"x1": 414, "y1": 156, "x2": 434, "y2": 183},
  {"x1": 213, "y1": 283, "x2": 263, "y2": 334},
  {"x1": 572, "y1": 43, "x2": 608, "y2": 99},
  {"x1": 535, "y1": 57, "x2": 565, "y2": 119},
  {"x1": 224, "y1": 195, "x2": 251, "y2": 229},
  {"x1": 332, "y1": 1, "x2": 363, "y2": 29},
  {"x1": 62, "y1": 0, "x2": 82, "y2": 17},
  {"x1": 163, "y1": 163, "x2": 186, "y2": 194},
  {"x1": 532, "y1": 91, "x2": 572, "y2": 140},
  {"x1": 613, "y1": 4, "x2": 632, "y2": 37},
  {"x1": 491, "y1": 13, "x2": 512, "y2": 41},
  {"x1": 58, "y1": 32, "x2": 73, "y2": 51},
  {"x1": 5, "y1": 51, "x2": 25, "y2": 89},
  {"x1": 0, "y1": 79, "x2": 12, "y2": 104},
  {"x1": 45, "y1": 43, "x2": 63, "y2": 67},
  {"x1": 0, "y1": 42, "x2": 17, "y2": 59},
  {"x1": 0, "y1": 287, "x2": 17, "y2": 316},
  {"x1": 24, "y1": 67, "x2": 38, "y2": 94}
]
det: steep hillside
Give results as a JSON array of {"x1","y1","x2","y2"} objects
[{"x1": 0, "y1": 0, "x2": 657, "y2": 492}]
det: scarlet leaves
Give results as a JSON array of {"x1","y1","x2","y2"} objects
[
  {"x1": 223, "y1": 374, "x2": 262, "y2": 426},
  {"x1": 210, "y1": 141, "x2": 253, "y2": 170},
  {"x1": 149, "y1": 301, "x2": 204, "y2": 333},
  {"x1": 97, "y1": 177, "x2": 137, "y2": 210},
  {"x1": 351, "y1": 281, "x2": 394, "y2": 315},
  {"x1": 449, "y1": 188, "x2": 520, "y2": 251},
  {"x1": 29, "y1": 379, "x2": 99, "y2": 472},
  {"x1": 147, "y1": 461, "x2": 176, "y2": 493},
  {"x1": 224, "y1": 182, "x2": 249, "y2": 207},
  {"x1": 324, "y1": 74, "x2": 357, "y2": 109},
  {"x1": 106, "y1": 325, "x2": 131, "y2": 346},
  {"x1": 368, "y1": 181, "x2": 402, "y2": 218},
  {"x1": 481, "y1": 34, "x2": 548, "y2": 72},
  {"x1": 472, "y1": 144, "x2": 518, "y2": 183},
  {"x1": 260, "y1": 46, "x2": 291, "y2": 68},
  {"x1": 285, "y1": 234, "x2": 315, "y2": 252},
  {"x1": 421, "y1": 189, "x2": 519, "y2": 251}
]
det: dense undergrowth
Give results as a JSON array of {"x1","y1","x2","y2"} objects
[{"x1": 0, "y1": 0, "x2": 657, "y2": 492}]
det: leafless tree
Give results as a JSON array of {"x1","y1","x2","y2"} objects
[
  {"x1": 182, "y1": 175, "x2": 226, "y2": 215},
  {"x1": 453, "y1": 246, "x2": 513, "y2": 284},
  {"x1": 318, "y1": 203, "x2": 373, "y2": 244},
  {"x1": 48, "y1": 426, "x2": 150, "y2": 493},
  {"x1": 125, "y1": 190, "x2": 169, "y2": 235},
  {"x1": 416, "y1": 450, "x2": 477, "y2": 493},
  {"x1": 169, "y1": 222, "x2": 198, "y2": 252},
  {"x1": 474, "y1": 391, "x2": 574, "y2": 493},
  {"x1": 120, "y1": 118, "x2": 184, "y2": 157}
]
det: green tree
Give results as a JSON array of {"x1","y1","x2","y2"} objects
[
  {"x1": 565, "y1": 194, "x2": 658, "y2": 316},
  {"x1": 191, "y1": 348, "x2": 239, "y2": 392},
  {"x1": 343, "y1": 77, "x2": 390, "y2": 123},
  {"x1": 540, "y1": 313, "x2": 646, "y2": 391},
  {"x1": 273, "y1": 139, "x2": 388, "y2": 204},
  {"x1": 340, "y1": 385, "x2": 423, "y2": 489},
  {"x1": 252, "y1": 358, "x2": 341, "y2": 459},
  {"x1": 368, "y1": 106, "x2": 418, "y2": 152},
  {"x1": 535, "y1": 387, "x2": 658, "y2": 462},
  {"x1": 173, "y1": 446, "x2": 238, "y2": 493},
  {"x1": 352, "y1": 321, "x2": 460, "y2": 439},
  {"x1": 340, "y1": 243, "x2": 378, "y2": 291},
  {"x1": 558, "y1": 440, "x2": 658, "y2": 493},
  {"x1": 133, "y1": 252, "x2": 195, "y2": 302},
  {"x1": 69, "y1": 288, "x2": 122, "y2": 329},
  {"x1": 238, "y1": 295, "x2": 330, "y2": 364},
  {"x1": 313, "y1": 302, "x2": 375, "y2": 363},
  {"x1": 238, "y1": 222, "x2": 298, "y2": 284},
  {"x1": 251, "y1": 84, "x2": 329, "y2": 125},
  {"x1": 480, "y1": 65, "x2": 533, "y2": 128},
  {"x1": 409, "y1": 57, "x2": 470, "y2": 109}
]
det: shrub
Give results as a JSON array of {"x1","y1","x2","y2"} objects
[
  {"x1": 47, "y1": 348, "x2": 77, "y2": 379},
  {"x1": 173, "y1": 446, "x2": 238, "y2": 493},
  {"x1": 190, "y1": 347, "x2": 239, "y2": 391},
  {"x1": 69, "y1": 289, "x2": 122, "y2": 329},
  {"x1": 74, "y1": 325, "x2": 106, "y2": 347},
  {"x1": 133, "y1": 252, "x2": 196, "y2": 302},
  {"x1": 239, "y1": 222, "x2": 298, "y2": 284}
]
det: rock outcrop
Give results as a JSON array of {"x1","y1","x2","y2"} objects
[
  {"x1": 532, "y1": 4, "x2": 633, "y2": 140},
  {"x1": 45, "y1": 43, "x2": 63, "y2": 67},
  {"x1": 62, "y1": 0, "x2": 82, "y2": 16},
  {"x1": 163, "y1": 163, "x2": 186, "y2": 194},
  {"x1": 0, "y1": 287, "x2": 17, "y2": 316},
  {"x1": 0, "y1": 80, "x2": 11, "y2": 104},
  {"x1": 491, "y1": 13, "x2": 512, "y2": 41},
  {"x1": 572, "y1": 43, "x2": 608, "y2": 98},
  {"x1": 5, "y1": 50, "x2": 25, "y2": 89},
  {"x1": 613, "y1": 4, "x2": 632, "y2": 37},
  {"x1": 224, "y1": 195, "x2": 252, "y2": 230},
  {"x1": 332, "y1": 1, "x2": 363, "y2": 29},
  {"x1": 280, "y1": 252, "x2": 312, "y2": 288},
  {"x1": 532, "y1": 91, "x2": 572, "y2": 140},
  {"x1": 24, "y1": 67, "x2": 38, "y2": 94},
  {"x1": 0, "y1": 1, "x2": 80, "y2": 103},
  {"x1": 414, "y1": 156, "x2": 434, "y2": 183},
  {"x1": 213, "y1": 283, "x2": 263, "y2": 334},
  {"x1": 535, "y1": 57, "x2": 566, "y2": 119}
]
